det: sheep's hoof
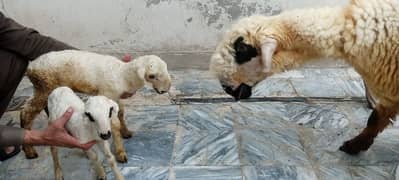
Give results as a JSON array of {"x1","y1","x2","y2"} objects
[
  {"x1": 339, "y1": 137, "x2": 374, "y2": 155},
  {"x1": 121, "y1": 130, "x2": 133, "y2": 139},
  {"x1": 22, "y1": 146, "x2": 38, "y2": 159},
  {"x1": 116, "y1": 151, "x2": 128, "y2": 163}
]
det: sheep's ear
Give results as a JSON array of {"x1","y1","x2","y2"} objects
[
  {"x1": 85, "y1": 112, "x2": 95, "y2": 122},
  {"x1": 260, "y1": 38, "x2": 277, "y2": 73},
  {"x1": 137, "y1": 67, "x2": 146, "y2": 81}
]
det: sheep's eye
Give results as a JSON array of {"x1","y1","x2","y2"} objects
[
  {"x1": 109, "y1": 107, "x2": 113, "y2": 118},
  {"x1": 85, "y1": 112, "x2": 95, "y2": 122},
  {"x1": 149, "y1": 74, "x2": 156, "y2": 79}
]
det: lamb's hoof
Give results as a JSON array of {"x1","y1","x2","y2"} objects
[
  {"x1": 121, "y1": 130, "x2": 133, "y2": 139},
  {"x1": 97, "y1": 176, "x2": 106, "y2": 180},
  {"x1": 55, "y1": 172, "x2": 64, "y2": 180},
  {"x1": 23, "y1": 146, "x2": 38, "y2": 159},
  {"x1": 116, "y1": 151, "x2": 128, "y2": 163},
  {"x1": 339, "y1": 137, "x2": 373, "y2": 155}
]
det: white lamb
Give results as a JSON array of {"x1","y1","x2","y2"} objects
[
  {"x1": 210, "y1": 0, "x2": 399, "y2": 155},
  {"x1": 48, "y1": 87, "x2": 124, "y2": 180},
  {"x1": 21, "y1": 50, "x2": 172, "y2": 162}
]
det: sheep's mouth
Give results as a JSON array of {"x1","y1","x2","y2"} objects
[
  {"x1": 222, "y1": 83, "x2": 252, "y2": 100},
  {"x1": 154, "y1": 88, "x2": 167, "y2": 94}
]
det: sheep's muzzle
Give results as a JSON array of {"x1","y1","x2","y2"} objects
[
  {"x1": 221, "y1": 83, "x2": 252, "y2": 101},
  {"x1": 100, "y1": 131, "x2": 111, "y2": 140}
]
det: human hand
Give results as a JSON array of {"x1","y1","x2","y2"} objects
[{"x1": 24, "y1": 107, "x2": 96, "y2": 150}]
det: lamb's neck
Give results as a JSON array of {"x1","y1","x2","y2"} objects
[
  {"x1": 122, "y1": 60, "x2": 146, "y2": 91},
  {"x1": 271, "y1": 7, "x2": 348, "y2": 73}
]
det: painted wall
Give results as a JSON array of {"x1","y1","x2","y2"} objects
[{"x1": 0, "y1": 0, "x2": 348, "y2": 54}]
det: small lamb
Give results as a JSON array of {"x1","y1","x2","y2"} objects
[
  {"x1": 48, "y1": 87, "x2": 124, "y2": 180},
  {"x1": 21, "y1": 50, "x2": 172, "y2": 162}
]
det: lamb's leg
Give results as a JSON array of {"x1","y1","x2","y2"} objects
[
  {"x1": 117, "y1": 103, "x2": 132, "y2": 139},
  {"x1": 339, "y1": 103, "x2": 397, "y2": 155},
  {"x1": 99, "y1": 140, "x2": 124, "y2": 180},
  {"x1": 50, "y1": 146, "x2": 63, "y2": 180},
  {"x1": 85, "y1": 149, "x2": 107, "y2": 180},
  {"x1": 20, "y1": 91, "x2": 49, "y2": 159},
  {"x1": 111, "y1": 117, "x2": 128, "y2": 163}
]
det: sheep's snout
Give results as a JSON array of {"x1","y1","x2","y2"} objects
[
  {"x1": 99, "y1": 131, "x2": 112, "y2": 140},
  {"x1": 154, "y1": 88, "x2": 168, "y2": 94},
  {"x1": 222, "y1": 83, "x2": 252, "y2": 101}
]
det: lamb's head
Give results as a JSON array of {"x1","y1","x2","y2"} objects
[
  {"x1": 136, "y1": 55, "x2": 172, "y2": 94},
  {"x1": 84, "y1": 96, "x2": 119, "y2": 140},
  {"x1": 210, "y1": 15, "x2": 280, "y2": 100}
]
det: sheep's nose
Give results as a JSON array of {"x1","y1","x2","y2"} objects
[
  {"x1": 100, "y1": 131, "x2": 111, "y2": 140},
  {"x1": 154, "y1": 88, "x2": 167, "y2": 94},
  {"x1": 221, "y1": 83, "x2": 252, "y2": 101}
]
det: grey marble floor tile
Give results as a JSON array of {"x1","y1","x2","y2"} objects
[
  {"x1": 0, "y1": 146, "x2": 96, "y2": 180},
  {"x1": 242, "y1": 165, "x2": 317, "y2": 180},
  {"x1": 125, "y1": 105, "x2": 178, "y2": 132},
  {"x1": 108, "y1": 166, "x2": 169, "y2": 180},
  {"x1": 173, "y1": 71, "x2": 202, "y2": 96},
  {"x1": 302, "y1": 127, "x2": 399, "y2": 166},
  {"x1": 200, "y1": 78, "x2": 226, "y2": 96},
  {"x1": 290, "y1": 78, "x2": 348, "y2": 97},
  {"x1": 252, "y1": 78, "x2": 297, "y2": 97},
  {"x1": 339, "y1": 78, "x2": 366, "y2": 97},
  {"x1": 317, "y1": 165, "x2": 398, "y2": 180},
  {"x1": 348, "y1": 165, "x2": 397, "y2": 180},
  {"x1": 121, "y1": 131, "x2": 175, "y2": 166},
  {"x1": 316, "y1": 165, "x2": 353, "y2": 180},
  {"x1": 237, "y1": 128, "x2": 311, "y2": 166},
  {"x1": 300, "y1": 68, "x2": 350, "y2": 79},
  {"x1": 231, "y1": 102, "x2": 291, "y2": 129},
  {"x1": 13, "y1": 77, "x2": 34, "y2": 97},
  {"x1": 284, "y1": 102, "x2": 351, "y2": 129},
  {"x1": 173, "y1": 130, "x2": 239, "y2": 166},
  {"x1": 179, "y1": 104, "x2": 234, "y2": 132},
  {"x1": 338, "y1": 103, "x2": 372, "y2": 127},
  {"x1": 173, "y1": 166, "x2": 242, "y2": 180}
]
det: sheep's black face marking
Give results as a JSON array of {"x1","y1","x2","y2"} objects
[
  {"x1": 233, "y1": 36, "x2": 258, "y2": 65},
  {"x1": 149, "y1": 74, "x2": 156, "y2": 79},
  {"x1": 85, "y1": 112, "x2": 95, "y2": 122},
  {"x1": 109, "y1": 107, "x2": 113, "y2": 118},
  {"x1": 221, "y1": 83, "x2": 252, "y2": 100}
]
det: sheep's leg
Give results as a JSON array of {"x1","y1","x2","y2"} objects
[
  {"x1": 364, "y1": 81, "x2": 376, "y2": 109},
  {"x1": 339, "y1": 104, "x2": 397, "y2": 155},
  {"x1": 85, "y1": 149, "x2": 107, "y2": 180},
  {"x1": 20, "y1": 91, "x2": 49, "y2": 159},
  {"x1": 111, "y1": 117, "x2": 128, "y2": 163},
  {"x1": 99, "y1": 140, "x2": 124, "y2": 180},
  {"x1": 50, "y1": 146, "x2": 64, "y2": 180},
  {"x1": 117, "y1": 103, "x2": 132, "y2": 139}
]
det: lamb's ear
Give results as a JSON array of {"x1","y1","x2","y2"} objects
[
  {"x1": 260, "y1": 38, "x2": 277, "y2": 73},
  {"x1": 85, "y1": 112, "x2": 95, "y2": 122},
  {"x1": 137, "y1": 67, "x2": 146, "y2": 81},
  {"x1": 108, "y1": 100, "x2": 119, "y2": 115}
]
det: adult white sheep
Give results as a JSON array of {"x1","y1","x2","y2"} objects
[
  {"x1": 21, "y1": 50, "x2": 172, "y2": 162},
  {"x1": 48, "y1": 87, "x2": 124, "y2": 180},
  {"x1": 210, "y1": 0, "x2": 399, "y2": 155}
]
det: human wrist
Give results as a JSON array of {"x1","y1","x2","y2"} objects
[{"x1": 23, "y1": 129, "x2": 46, "y2": 146}]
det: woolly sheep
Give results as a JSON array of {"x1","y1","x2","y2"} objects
[
  {"x1": 210, "y1": 0, "x2": 399, "y2": 155},
  {"x1": 21, "y1": 50, "x2": 172, "y2": 162},
  {"x1": 48, "y1": 87, "x2": 124, "y2": 180}
]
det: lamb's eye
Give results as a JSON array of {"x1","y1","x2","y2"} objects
[
  {"x1": 149, "y1": 74, "x2": 156, "y2": 79},
  {"x1": 109, "y1": 107, "x2": 113, "y2": 118},
  {"x1": 85, "y1": 112, "x2": 95, "y2": 122}
]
